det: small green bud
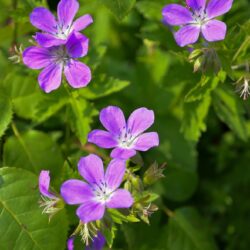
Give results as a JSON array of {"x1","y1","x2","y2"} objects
[{"x1": 143, "y1": 162, "x2": 166, "y2": 186}]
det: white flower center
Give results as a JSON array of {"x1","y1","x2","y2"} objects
[
  {"x1": 93, "y1": 181, "x2": 113, "y2": 204},
  {"x1": 54, "y1": 24, "x2": 72, "y2": 39},
  {"x1": 191, "y1": 8, "x2": 209, "y2": 26},
  {"x1": 117, "y1": 127, "x2": 138, "y2": 149},
  {"x1": 51, "y1": 46, "x2": 70, "y2": 65}
]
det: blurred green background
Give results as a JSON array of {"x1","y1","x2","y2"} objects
[{"x1": 0, "y1": 0, "x2": 250, "y2": 249}]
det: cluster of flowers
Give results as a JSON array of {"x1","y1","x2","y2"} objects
[
  {"x1": 39, "y1": 106, "x2": 159, "y2": 249},
  {"x1": 23, "y1": 0, "x2": 93, "y2": 93}
]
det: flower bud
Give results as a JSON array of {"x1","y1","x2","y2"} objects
[
  {"x1": 143, "y1": 162, "x2": 166, "y2": 186},
  {"x1": 189, "y1": 48, "x2": 221, "y2": 74}
]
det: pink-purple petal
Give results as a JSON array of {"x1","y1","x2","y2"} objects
[
  {"x1": 133, "y1": 132, "x2": 159, "y2": 151},
  {"x1": 66, "y1": 32, "x2": 89, "y2": 58},
  {"x1": 206, "y1": 0, "x2": 233, "y2": 19},
  {"x1": 100, "y1": 106, "x2": 126, "y2": 135},
  {"x1": 57, "y1": 0, "x2": 79, "y2": 27},
  {"x1": 78, "y1": 154, "x2": 105, "y2": 185},
  {"x1": 72, "y1": 14, "x2": 93, "y2": 31},
  {"x1": 111, "y1": 148, "x2": 136, "y2": 160},
  {"x1": 38, "y1": 170, "x2": 55, "y2": 199},
  {"x1": 64, "y1": 60, "x2": 91, "y2": 88},
  {"x1": 22, "y1": 46, "x2": 51, "y2": 69},
  {"x1": 60, "y1": 179, "x2": 94, "y2": 205},
  {"x1": 67, "y1": 237, "x2": 74, "y2": 250},
  {"x1": 38, "y1": 63, "x2": 63, "y2": 93},
  {"x1": 30, "y1": 7, "x2": 57, "y2": 33},
  {"x1": 86, "y1": 232, "x2": 105, "y2": 250},
  {"x1": 186, "y1": 0, "x2": 206, "y2": 10},
  {"x1": 174, "y1": 25, "x2": 200, "y2": 47},
  {"x1": 88, "y1": 130, "x2": 118, "y2": 148},
  {"x1": 76, "y1": 200, "x2": 105, "y2": 223},
  {"x1": 105, "y1": 159, "x2": 126, "y2": 190},
  {"x1": 202, "y1": 20, "x2": 227, "y2": 42},
  {"x1": 127, "y1": 108, "x2": 155, "y2": 136},
  {"x1": 106, "y1": 189, "x2": 134, "y2": 209},
  {"x1": 35, "y1": 32, "x2": 66, "y2": 48},
  {"x1": 162, "y1": 4, "x2": 193, "y2": 26}
]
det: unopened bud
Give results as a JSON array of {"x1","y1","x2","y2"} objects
[
  {"x1": 189, "y1": 48, "x2": 221, "y2": 74},
  {"x1": 143, "y1": 162, "x2": 166, "y2": 186}
]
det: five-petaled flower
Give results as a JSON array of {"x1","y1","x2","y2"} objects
[
  {"x1": 30, "y1": 0, "x2": 93, "y2": 48},
  {"x1": 23, "y1": 32, "x2": 91, "y2": 93},
  {"x1": 88, "y1": 106, "x2": 159, "y2": 160},
  {"x1": 60, "y1": 154, "x2": 134, "y2": 223},
  {"x1": 162, "y1": 0, "x2": 233, "y2": 47},
  {"x1": 39, "y1": 170, "x2": 61, "y2": 219}
]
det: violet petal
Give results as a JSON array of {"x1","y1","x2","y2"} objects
[
  {"x1": 110, "y1": 148, "x2": 136, "y2": 160},
  {"x1": 100, "y1": 106, "x2": 126, "y2": 136},
  {"x1": 127, "y1": 108, "x2": 154, "y2": 136},
  {"x1": 202, "y1": 20, "x2": 227, "y2": 42},
  {"x1": 22, "y1": 46, "x2": 51, "y2": 69},
  {"x1": 105, "y1": 159, "x2": 126, "y2": 190},
  {"x1": 39, "y1": 170, "x2": 55, "y2": 199},
  {"x1": 72, "y1": 14, "x2": 93, "y2": 31},
  {"x1": 66, "y1": 32, "x2": 89, "y2": 58},
  {"x1": 38, "y1": 63, "x2": 63, "y2": 93},
  {"x1": 64, "y1": 60, "x2": 91, "y2": 88},
  {"x1": 174, "y1": 25, "x2": 200, "y2": 47},
  {"x1": 162, "y1": 4, "x2": 193, "y2": 26},
  {"x1": 35, "y1": 32, "x2": 66, "y2": 48},
  {"x1": 106, "y1": 189, "x2": 134, "y2": 208},
  {"x1": 60, "y1": 179, "x2": 94, "y2": 205},
  {"x1": 86, "y1": 232, "x2": 105, "y2": 250},
  {"x1": 76, "y1": 200, "x2": 105, "y2": 223},
  {"x1": 133, "y1": 132, "x2": 159, "y2": 151},
  {"x1": 88, "y1": 130, "x2": 118, "y2": 148},
  {"x1": 57, "y1": 0, "x2": 79, "y2": 28},
  {"x1": 206, "y1": 0, "x2": 233, "y2": 19},
  {"x1": 78, "y1": 154, "x2": 105, "y2": 185},
  {"x1": 30, "y1": 7, "x2": 57, "y2": 33},
  {"x1": 186, "y1": 0, "x2": 206, "y2": 10}
]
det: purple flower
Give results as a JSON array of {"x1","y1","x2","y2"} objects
[
  {"x1": 67, "y1": 232, "x2": 105, "y2": 250},
  {"x1": 39, "y1": 170, "x2": 57, "y2": 199},
  {"x1": 86, "y1": 232, "x2": 105, "y2": 250},
  {"x1": 30, "y1": 0, "x2": 93, "y2": 47},
  {"x1": 67, "y1": 237, "x2": 74, "y2": 250},
  {"x1": 39, "y1": 170, "x2": 61, "y2": 218},
  {"x1": 60, "y1": 154, "x2": 133, "y2": 223},
  {"x1": 23, "y1": 32, "x2": 91, "y2": 93},
  {"x1": 88, "y1": 106, "x2": 159, "y2": 160},
  {"x1": 162, "y1": 0, "x2": 233, "y2": 47}
]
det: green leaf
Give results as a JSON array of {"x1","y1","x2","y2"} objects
[
  {"x1": 0, "y1": 91, "x2": 13, "y2": 138},
  {"x1": 212, "y1": 84, "x2": 248, "y2": 141},
  {"x1": 0, "y1": 167, "x2": 68, "y2": 250},
  {"x1": 181, "y1": 94, "x2": 211, "y2": 141},
  {"x1": 3, "y1": 130, "x2": 64, "y2": 175},
  {"x1": 136, "y1": 0, "x2": 165, "y2": 21},
  {"x1": 68, "y1": 92, "x2": 98, "y2": 144},
  {"x1": 108, "y1": 209, "x2": 139, "y2": 224},
  {"x1": 156, "y1": 116, "x2": 198, "y2": 201},
  {"x1": 102, "y1": 224, "x2": 117, "y2": 248},
  {"x1": 102, "y1": 0, "x2": 136, "y2": 20},
  {"x1": 79, "y1": 76, "x2": 130, "y2": 100},
  {"x1": 34, "y1": 89, "x2": 69, "y2": 123},
  {"x1": 163, "y1": 207, "x2": 218, "y2": 250},
  {"x1": 2, "y1": 69, "x2": 43, "y2": 120},
  {"x1": 185, "y1": 71, "x2": 226, "y2": 102}
]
